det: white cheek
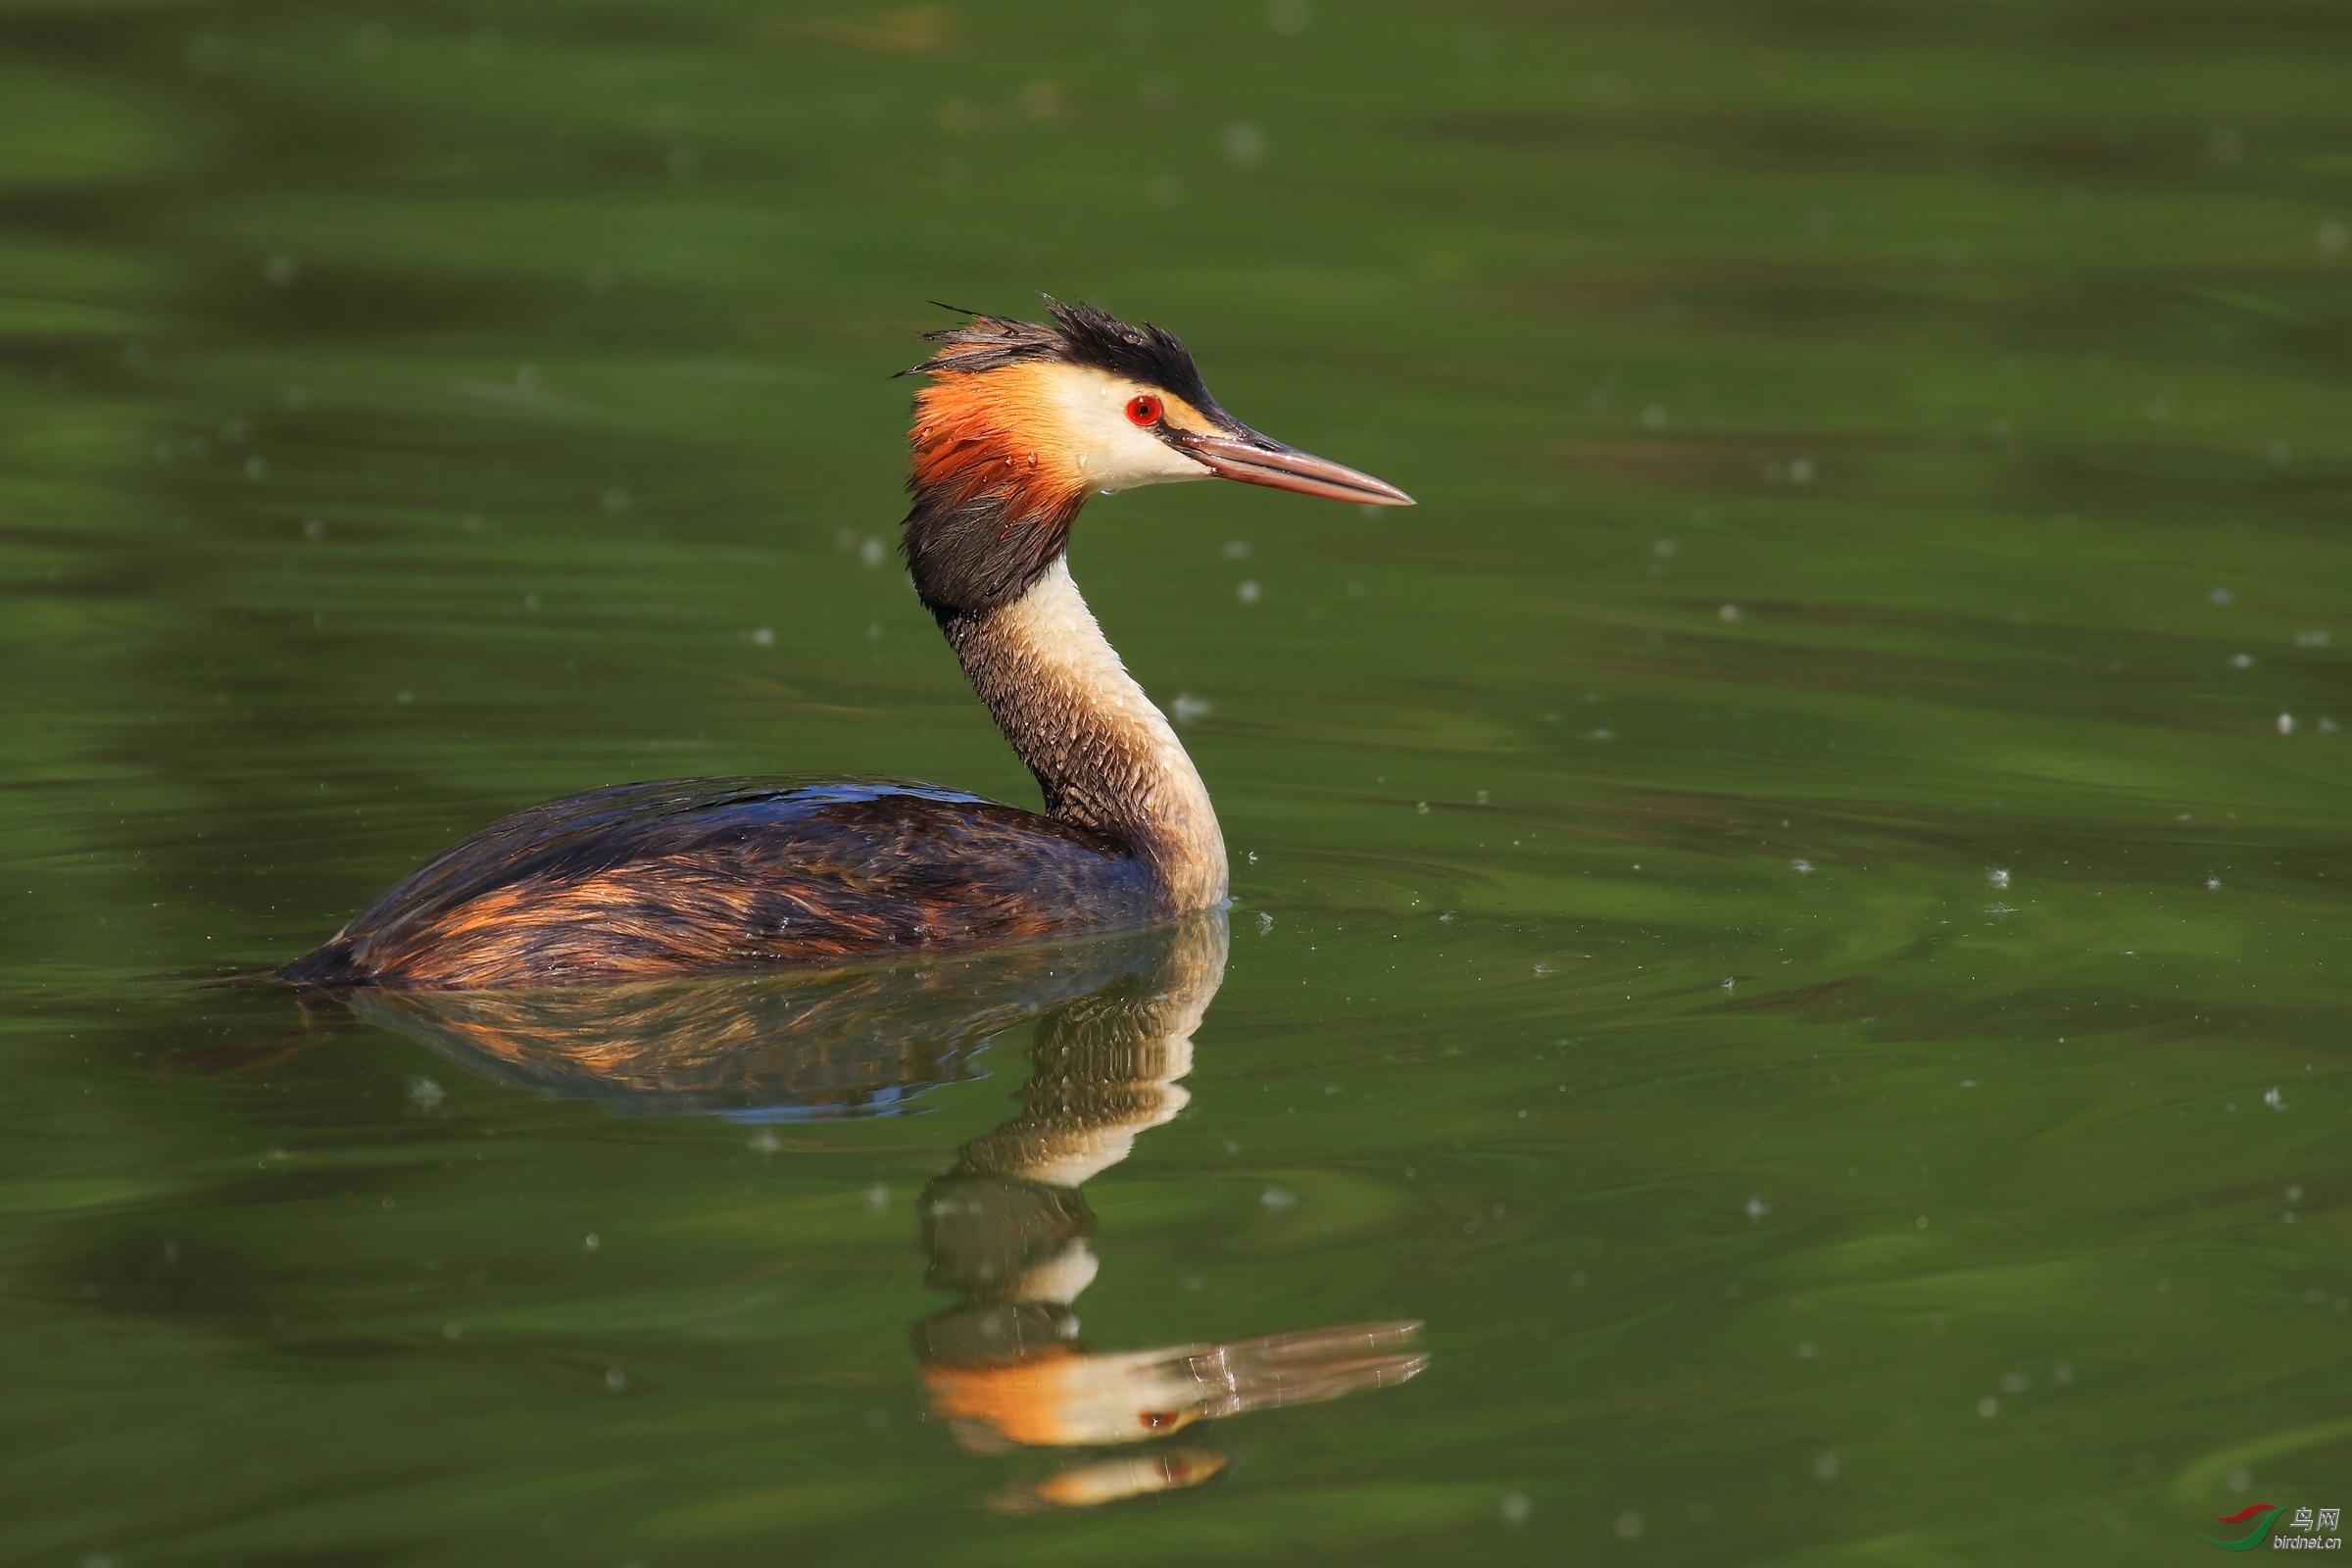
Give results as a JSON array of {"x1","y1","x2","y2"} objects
[{"x1": 1056, "y1": 372, "x2": 1211, "y2": 493}]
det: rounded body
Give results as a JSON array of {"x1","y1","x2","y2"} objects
[{"x1": 280, "y1": 778, "x2": 1165, "y2": 990}]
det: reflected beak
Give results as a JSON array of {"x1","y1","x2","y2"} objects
[{"x1": 1174, "y1": 428, "x2": 1415, "y2": 507}]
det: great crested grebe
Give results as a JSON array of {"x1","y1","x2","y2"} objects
[{"x1": 281, "y1": 302, "x2": 1411, "y2": 990}]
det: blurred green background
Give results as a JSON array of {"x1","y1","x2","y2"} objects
[{"x1": 2, "y1": 0, "x2": 2350, "y2": 1562}]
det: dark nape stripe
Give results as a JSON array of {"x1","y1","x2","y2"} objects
[{"x1": 903, "y1": 484, "x2": 1081, "y2": 620}]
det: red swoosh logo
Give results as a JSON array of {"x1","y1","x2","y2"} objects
[{"x1": 2215, "y1": 1504, "x2": 2278, "y2": 1524}]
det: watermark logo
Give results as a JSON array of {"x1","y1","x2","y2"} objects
[{"x1": 2204, "y1": 1504, "x2": 2342, "y2": 1551}]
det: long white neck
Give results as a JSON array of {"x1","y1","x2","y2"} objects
[{"x1": 940, "y1": 560, "x2": 1227, "y2": 915}]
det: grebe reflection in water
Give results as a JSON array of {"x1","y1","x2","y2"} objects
[
  {"x1": 342, "y1": 912, "x2": 1426, "y2": 1507},
  {"x1": 282, "y1": 303, "x2": 1410, "y2": 991}
]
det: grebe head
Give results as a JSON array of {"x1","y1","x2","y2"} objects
[{"x1": 900, "y1": 299, "x2": 1412, "y2": 617}]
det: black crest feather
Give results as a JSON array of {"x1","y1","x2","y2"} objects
[{"x1": 902, "y1": 297, "x2": 1234, "y2": 425}]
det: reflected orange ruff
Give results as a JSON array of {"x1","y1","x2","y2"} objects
[{"x1": 921, "y1": 1347, "x2": 1196, "y2": 1446}]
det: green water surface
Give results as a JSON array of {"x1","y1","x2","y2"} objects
[{"x1": 4, "y1": 1, "x2": 2351, "y2": 1563}]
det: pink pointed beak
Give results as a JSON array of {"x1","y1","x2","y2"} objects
[{"x1": 1174, "y1": 428, "x2": 1415, "y2": 507}]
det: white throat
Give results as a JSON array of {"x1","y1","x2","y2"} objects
[{"x1": 949, "y1": 560, "x2": 1227, "y2": 914}]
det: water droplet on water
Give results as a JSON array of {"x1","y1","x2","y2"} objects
[
  {"x1": 1501, "y1": 1492, "x2": 1531, "y2": 1524},
  {"x1": 1986, "y1": 867, "x2": 2009, "y2": 889},
  {"x1": 1977, "y1": 1396, "x2": 1999, "y2": 1419},
  {"x1": 1614, "y1": 1510, "x2": 1643, "y2": 1539}
]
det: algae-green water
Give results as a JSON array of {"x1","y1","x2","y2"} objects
[{"x1": 4, "y1": 1, "x2": 2350, "y2": 1562}]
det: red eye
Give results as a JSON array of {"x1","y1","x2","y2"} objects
[{"x1": 1125, "y1": 394, "x2": 1163, "y2": 426}]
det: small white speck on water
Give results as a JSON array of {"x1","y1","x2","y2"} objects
[
  {"x1": 1615, "y1": 1510, "x2": 1643, "y2": 1540},
  {"x1": 2000, "y1": 1371, "x2": 2030, "y2": 1393},
  {"x1": 748, "y1": 1130, "x2": 780, "y2": 1154},
  {"x1": 2207, "y1": 877, "x2": 2222, "y2": 890},
  {"x1": 1221, "y1": 539, "x2": 1252, "y2": 560},
  {"x1": 1171, "y1": 692, "x2": 1213, "y2": 724},
  {"x1": 303, "y1": 516, "x2": 324, "y2": 539},
  {"x1": 1813, "y1": 1451, "x2": 1840, "y2": 1481},
  {"x1": 1256, "y1": 910, "x2": 1274, "y2": 933},
  {"x1": 1261, "y1": 1185, "x2": 1298, "y2": 1209},
  {"x1": 1222, "y1": 120, "x2": 1267, "y2": 168},
  {"x1": 858, "y1": 536, "x2": 885, "y2": 568},
  {"x1": 1986, "y1": 867, "x2": 2009, "y2": 889},
  {"x1": 2209, "y1": 585, "x2": 2234, "y2": 606},
  {"x1": 750, "y1": 625, "x2": 773, "y2": 647},
  {"x1": 605, "y1": 1367, "x2": 627, "y2": 1393},
  {"x1": 1916, "y1": 1215, "x2": 1929, "y2": 1228},
  {"x1": 1416, "y1": 801, "x2": 1430, "y2": 814},
  {"x1": 394, "y1": 690, "x2": 415, "y2": 705},
  {"x1": 2288, "y1": 1186, "x2": 2302, "y2": 1200},
  {"x1": 1745, "y1": 1196, "x2": 1771, "y2": 1217},
  {"x1": 2265, "y1": 1087, "x2": 2285, "y2": 1108},
  {"x1": 2231, "y1": 652, "x2": 2253, "y2": 668},
  {"x1": 1236, "y1": 579, "x2": 1261, "y2": 605},
  {"x1": 1795, "y1": 1341, "x2": 1818, "y2": 1359},
  {"x1": 407, "y1": 1077, "x2": 445, "y2": 1111},
  {"x1": 1791, "y1": 858, "x2": 1813, "y2": 874},
  {"x1": 2227, "y1": 1466, "x2": 2250, "y2": 1494},
  {"x1": 1501, "y1": 1492, "x2": 1531, "y2": 1525},
  {"x1": 1977, "y1": 1396, "x2": 1999, "y2": 1419},
  {"x1": 1718, "y1": 603, "x2": 1740, "y2": 622},
  {"x1": 2296, "y1": 629, "x2": 2332, "y2": 648},
  {"x1": 2277, "y1": 712, "x2": 2296, "y2": 735},
  {"x1": 864, "y1": 1183, "x2": 889, "y2": 1213},
  {"x1": 584, "y1": 1234, "x2": 600, "y2": 1250}
]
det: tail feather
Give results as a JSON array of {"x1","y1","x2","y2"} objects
[{"x1": 279, "y1": 941, "x2": 371, "y2": 989}]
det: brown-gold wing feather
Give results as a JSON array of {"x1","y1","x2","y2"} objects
[{"x1": 281, "y1": 778, "x2": 1163, "y2": 990}]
